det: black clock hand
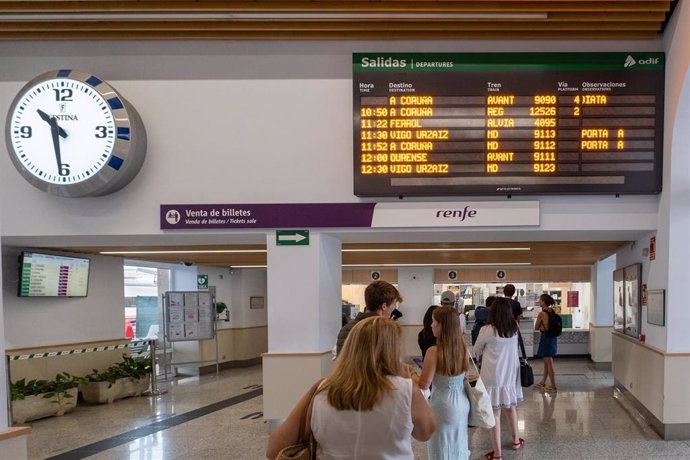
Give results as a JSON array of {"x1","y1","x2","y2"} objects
[
  {"x1": 36, "y1": 109, "x2": 67, "y2": 138},
  {"x1": 48, "y1": 118, "x2": 63, "y2": 173}
]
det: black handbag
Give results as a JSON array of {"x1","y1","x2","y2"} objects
[{"x1": 518, "y1": 330, "x2": 534, "y2": 387}]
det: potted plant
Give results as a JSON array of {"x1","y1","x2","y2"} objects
[
  {"x1": 11, "y1": 372, "x2": 85, "y2": 423},
  {"x1": 81, "y1": 354, "x2": 151, "y2": 404},
  {"x1": 216, "y1": 301, "x2": 229, "y2": 321}
]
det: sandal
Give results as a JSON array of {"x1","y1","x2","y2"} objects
[
  {"x1": 485, "y1": 452, "x2": 502, "y2": 460},
  {"x1": 535, "y1": 382, "x2": 546, "y2": 389},
  {"x1": 546, "y1": 386, "x2": 558, "y2": 393},
  {"x1": 512, "y1": 438, "x2": 525, "y2": 450}
]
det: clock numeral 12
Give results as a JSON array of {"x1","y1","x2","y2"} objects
[
  {"x1": 53, "y1": 88, "x2": 73, "y2": 101},
  {"x1": 59, "y1": 163, "x2": 71, "y2": 176}
]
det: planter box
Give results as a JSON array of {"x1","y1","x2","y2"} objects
[
  {"x1": 81, "y1": 377, "x2": 149, "y2": 404},
  {"x1": 12, "y1": 388, "x2": 78, "y2": 424}
]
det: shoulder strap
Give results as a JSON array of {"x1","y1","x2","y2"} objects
[
  {"x1": 297, "y1": 379, "x2": 324, "y2": 444},
  {"x1": 517, "y1": 329, "x2": 527, "y2": 360}
]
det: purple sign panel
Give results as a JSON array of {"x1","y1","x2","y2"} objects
[{"x1": 161, "y1": 203, "x2": 377, "y2": 230}]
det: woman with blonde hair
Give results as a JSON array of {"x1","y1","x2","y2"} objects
[
  {"x1": 267, "y1": 316, "x2": 436, "y2": 459},
  {"x1": 413, "y1": 305, "x2": 471, "y2": 460}
]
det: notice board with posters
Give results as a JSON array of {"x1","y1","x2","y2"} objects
[{"x1": 164, "y1": 291, "x2": 215, "y2": 342}]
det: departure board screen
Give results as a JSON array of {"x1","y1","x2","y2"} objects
[
  {"x1": 353, "y1": 53, "x2": 664, "y2": 196},
  {"x1": 18, "y1": 252, "x2": 90, "y2": 297}
]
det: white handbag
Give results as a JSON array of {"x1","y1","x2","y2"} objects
[{"x1": 464, "y1": 355, "x2": 496, "y2": 428}]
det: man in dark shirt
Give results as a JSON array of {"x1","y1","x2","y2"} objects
[
  {"x1": 503, "y1": 284, "x2": 523, "y2": 319},
  {"x1": 334, "y1": 280, "x2": 403, "y2": 357}
]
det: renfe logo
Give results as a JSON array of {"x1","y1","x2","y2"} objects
[{"x1": 436, "y1": 206, "x2": 477, "y2": 222}]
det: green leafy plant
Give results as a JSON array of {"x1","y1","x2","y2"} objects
[
  {"x1": 10, "y1": 372, "x2": 86, "y2": 402},
  {"x1": 86, "y1": 354, "x2": 152, "y2": 387}
]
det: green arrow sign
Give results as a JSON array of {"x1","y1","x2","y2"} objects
[{"x1": 276, "y1": 230, "x2": 310, "y2": 246}]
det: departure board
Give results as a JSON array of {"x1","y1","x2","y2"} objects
[{"x1": 353, "y1": 53, "x2": 664, "y2": 196}]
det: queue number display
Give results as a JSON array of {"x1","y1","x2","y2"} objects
[{"x1": 353, "y1": 53, "x2": 664, "y2": 196}]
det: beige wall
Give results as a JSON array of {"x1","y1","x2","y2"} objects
[
  {"x1": 613, "y1": 333, "x2": 690, "y2": 425},
  {"x1": 200, "y1": 326, "x2": 267, "y2": 363},
  {"x1": 589, "y1": 324, "x2": 613, "y2": 363}
]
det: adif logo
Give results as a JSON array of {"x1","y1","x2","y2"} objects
[{"x1": 624, "y1": 55, "x2": 660, "y2": 67}]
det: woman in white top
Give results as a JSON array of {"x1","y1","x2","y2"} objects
[
  {"x1": 267, "y1": 316, "x2": 436, "y2": 460},
  {"x1": 474, "y1": 297, "x2": 524, "y2": 460}
]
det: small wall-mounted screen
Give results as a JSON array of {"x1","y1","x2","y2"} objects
[{"x1": 18, "y1": 252, "x2": 90, "y2": 297}]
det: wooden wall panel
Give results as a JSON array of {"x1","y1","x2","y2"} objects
[
  {"x1": 344, "y1": 269, "x2": 398, "y2": 284},
  {"x1": 434, "y1": 266, "x2": 591, "y2": 283}
]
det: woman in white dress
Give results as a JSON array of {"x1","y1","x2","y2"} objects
[
  {"x1": 267, "y1": 316, "x2": 436, "y2": 460},
  {"x1": 474, "y1": 297, "x2": 524, "y2": 460}
]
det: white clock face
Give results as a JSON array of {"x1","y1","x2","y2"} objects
[
  {"x1": 9, "y1": 78, "x2": 116, "y2": 185},
  {"x1": 6, "y1": 70, "x2": 146, "y2": 197}
]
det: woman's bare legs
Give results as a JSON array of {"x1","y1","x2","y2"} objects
[
  {"x1": 544, "y1": 357, "x2": 556, "y2": 388},
  {"x1": 505, "y1": 406, "x2": 520, "y2": 445},
  {"x1": 489, "y1": 408, "x2": 502, "y2": 457}
]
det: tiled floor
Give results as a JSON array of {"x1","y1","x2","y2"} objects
[{"x1": 23, "y1": 358, "x2": 690, "y2": 459}]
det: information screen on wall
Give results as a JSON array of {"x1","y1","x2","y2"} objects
[
  {"x1": 353, "y1": 53, "x2": 664, "y2": 196},
  {"x1": 18, "y1": 252, "x2": 90, "y2": 297}
]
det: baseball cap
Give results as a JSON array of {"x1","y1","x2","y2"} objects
[{"x1": 440, "y1": 290, "x2": 456, "y2": 305}]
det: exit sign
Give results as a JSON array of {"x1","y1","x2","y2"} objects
[{"x1": 276, "y1": 230, "x2": 309, "y2": 246}]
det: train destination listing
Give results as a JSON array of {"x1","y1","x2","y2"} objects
[{"x1": 353, "y1": 53, "x2": 664, "y2": 196}]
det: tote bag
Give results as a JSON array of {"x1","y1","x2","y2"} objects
[{"x1": 464, "y1": 356, "x2": 496, "y2": 428}]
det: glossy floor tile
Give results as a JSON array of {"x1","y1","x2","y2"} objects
[{"x1": 22, "y1": 358, "x2": 690, "y2": 459}]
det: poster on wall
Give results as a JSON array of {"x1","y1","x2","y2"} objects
[
  {"x1": 613, "y1": 268, "x2": 625, "y2": 332},
  {"x1": 623, "y1": 263, "x2": 642, "y2": 338},
  {"x1": 647, "y1": 289, "x2": 665, "y2": 326}
]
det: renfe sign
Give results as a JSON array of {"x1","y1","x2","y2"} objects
[{"x1": 160, "y1": 201, "x2": 539, "y2": 230}]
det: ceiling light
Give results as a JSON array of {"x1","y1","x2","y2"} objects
[
  {"x1": 102, "y1": 246, "x2": 529, "y2": 256},
  {"x1": 343, "y1": 263, "x2": 531, "y2": 267},
  {"x1": 101, "y1": 249, "x2": 266, "y2": 255},
  {"x1": 1, "y1": 12, "x2": 548, "y2": 20},
  {"x1": 342, "y1": 247, "x2": 530, "y2": 253}
]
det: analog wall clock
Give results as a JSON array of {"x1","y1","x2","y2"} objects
[{"x1": 5, "y1": 69, "x2": 147, "y2": 197}]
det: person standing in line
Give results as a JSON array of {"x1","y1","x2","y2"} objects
[
  {"x1": 472, "y1": 296, "x2": 495, "y2": 346},
  {"x1": 412, "y1": 306, "x2": 471, "y2": 460},
  {"x1": 267, "y1": 316, "x2": 436, "y2": 459},
  {"x1": 440, "y1": 290, "x2": 466, "y2": 334},
  {"x1": 334, "y1": 280, "x2": 402, "y2": 357},
  {"x1": 418, "y1": 305, "x2": 438, "y2": 359},
  {"x1": 502, "y1": 284, "x2": 523, "y2": 320},
  {"x1": 474, "y1": 297, "x2": 524, "y2": 460},
  {"x1": 535, "y1": 293, "x2": 558, "y2": 392}
]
